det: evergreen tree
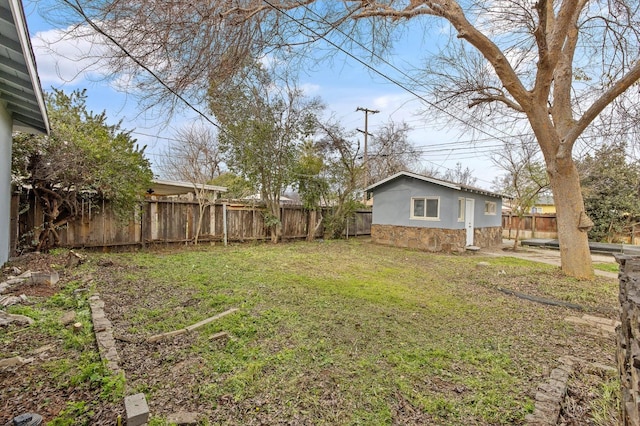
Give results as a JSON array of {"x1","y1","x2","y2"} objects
[{"x1": 580, "y1": 142, "x2": 640, "y2": 243}]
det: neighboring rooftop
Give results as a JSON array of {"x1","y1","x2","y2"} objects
[
  {"x1": 148, "y1": 179, "x2": 227, "y2": 196},
  {"x1": 535, "y1": 195, "x2": 555, "y2": 205}
]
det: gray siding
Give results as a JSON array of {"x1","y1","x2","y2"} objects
[
  {"x1": 463, "y1": 190, "x2": 502, "y2": 228},
  {"x1": 371, "y1": 176, "x2": 502, "y2": 229}
]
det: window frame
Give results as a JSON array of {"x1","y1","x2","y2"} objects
[
  {"x1": 484, "y1": 201, "x2": 497, "y2": 216},
  {"x1": 457, "y1": 197, "x2": 465, "y2": 222},
  {"x1": 411, "y1": 196, "x2": 440, "y2": 221}
]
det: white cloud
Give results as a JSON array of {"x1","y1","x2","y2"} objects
[
  {"x1": 372, "y1": 94, "x2": 403, "y2": 110},
  {"x1": 32, "y1": 26, "x2": 110, "y2": 86},
  {"x1": 301, "y1": 82, "x2": 321, "y2": 96}
]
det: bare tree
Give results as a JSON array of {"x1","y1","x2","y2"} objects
[
  {"x1": 159, "y1": 123, "x2": 223, "y2": 244},
  {"x1": 421, "y1": 162, "x2": 478, "y2": 186},
  {"x1": 160, "y1": 124, "x2": 222, "y2": 183},
  {"x1": 492, "y1": 137, "x2": 550, "y2": 251},
  {"x1": 442, "y1": 163, "x2": 478, "y2": 187},
  {"x1": 367, "y1": 121, "x2": 418, "y2": 183},
  {"x1": 53, "y1": 0, "x2": 640, "y2": 277}
]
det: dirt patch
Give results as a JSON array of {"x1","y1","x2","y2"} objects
[
  {"x1": 559, "y1": 362, "x2": 619, "y2": 425},
  {"x1": 1, "y1": 252, "x2": 66, "y2": 298},
  {"x1": 1, "y1": 251, "x2": 122, "y2": 425},
  {"x1": 2, "y1": 252, "x2": 63, "y2": 276}
]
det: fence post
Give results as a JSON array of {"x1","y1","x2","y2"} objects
[
  {"x1": 532, "y1": 213, "x2": 537, "y2": 238},
  {"x1": 185, "y1": 202, "x2": 191, "y2": 245},
  {"x1": 150, "y1": 199, "x2": 158, "y2": 240},
  {"x1": 346, "y1": 218, "x2": 349, "y2": 239},
  {"x1": 140, "y1": 202, "x2": 146, "y2": 248},
  {"x1": 223, "y1": 202, "x2": 228, "y2": 246},
  {"x1": 214, "y1": 201, "x2": 216, "y2": 238}
]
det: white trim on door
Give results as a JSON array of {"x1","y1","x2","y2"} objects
[{"x1": 465, "y1": 198, "x2": 475, "y2": 246}]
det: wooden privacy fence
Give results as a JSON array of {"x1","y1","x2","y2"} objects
[
  {"x1": 502, "y1": 213, "x2": 558, "y2": 239},
  {"x1": 16, "y1": 197, "x2": 372, "y2": 250}
]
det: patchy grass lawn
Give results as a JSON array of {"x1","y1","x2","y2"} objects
[
  {"x1": 594, "y1": 262, "x2": 620, "y2": 274},
  {"x1": 1, "y1": 239, "x2": 619, "y2": 425}
]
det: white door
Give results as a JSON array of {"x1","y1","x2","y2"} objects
[{"x1": 465, "y1": 198, "x2": 475, "y2": 246}]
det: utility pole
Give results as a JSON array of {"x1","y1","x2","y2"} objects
[{"x1": 356, "y1": 107, "x2": 379, "y2": 191}]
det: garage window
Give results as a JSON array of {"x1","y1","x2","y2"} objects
[
  {"x1": 411, "y1": 197, "x2": 440, "y2": 220},
  {"x1": 484, "y1": 201, "x2": 497, "y2": 215}
]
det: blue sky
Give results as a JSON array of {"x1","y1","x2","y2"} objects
[{"x1": 22, "y1": 0, "x2": 504, "y2": 189}]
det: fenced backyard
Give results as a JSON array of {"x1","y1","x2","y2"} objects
[{"x1": 10, "y1": 196, "x2": 372, "y2": 252}]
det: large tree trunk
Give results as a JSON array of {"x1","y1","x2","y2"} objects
[
  {"x1": 306, "y1": 210, "x2": 323, "y2": 242},
  {"x1": 547, "y1": 159, "x2": 593, "y2": 279}
]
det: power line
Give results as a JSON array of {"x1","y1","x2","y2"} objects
[
  {"x1": 292, "y1": 1, "x2": 518, "y2": 141},
  {"x1": 61, "y1": 1, "x2": 222, "y2": 132},
  {"x1": 65, "y1": 1, "x2": 629, "y2": 188},
  {"x1": 129, "y1": 131, "x2": 182, "y2": 142}
]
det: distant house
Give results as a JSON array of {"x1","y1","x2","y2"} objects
[
  {"x1": 147, "y1": 179, "x2": 227, "y2": 199},
  {"x1": 531, "y1": 195, "x2": 555, "y2": 214},
  {"x1": 1, "y1": 0, "x2": 49, "y2": 264},
  {"x1": 365, "y1": 171, "x2": 503, "y2": 252}
]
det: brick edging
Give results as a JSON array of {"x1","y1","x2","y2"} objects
[
  {"x1": 88, "y1": 294, "x2": 121, "y2": 374},
  {"x1": 525, "y1": 357, "x2": 573, "y2": 425}
]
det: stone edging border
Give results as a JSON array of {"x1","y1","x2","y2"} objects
[
  {"x1": 525, "y1": 355, "x2": 618, "y2": 425},
  {"x1": 525, "y1": 357, "x2": 573, "y2": 425},
  {"x1": 88, "y1": 294, "x2": 121, "y2": 374},
  {"x1": 89, "y1": 294, "x2": 153, "y2": 425}
]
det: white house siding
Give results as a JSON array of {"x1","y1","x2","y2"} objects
[{"x1": 0, "y1": 104, "x2": 12, "y2": 264}]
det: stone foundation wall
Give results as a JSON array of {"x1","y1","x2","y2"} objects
[
  {"x1": 474, "y1": 226, "x2": 503, "y2": 248},
  {"x1": 616, "y1": 255, "x2": 640, "y2": 426},
  {"x1": 371, "y1": 224, "x2": 502, "y2": 253}
]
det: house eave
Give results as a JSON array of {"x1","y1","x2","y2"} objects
[{"x1": 1, "y1": 0, "x2": 49, "y2": 135}]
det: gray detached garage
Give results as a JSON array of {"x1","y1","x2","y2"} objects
[{"x1": 365, "y1": 171, "x2": 504, "y2": 252}]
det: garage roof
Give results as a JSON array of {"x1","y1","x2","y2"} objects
[{"x1": 365, "y1": 171, "x2": 505, "y2": 199}]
